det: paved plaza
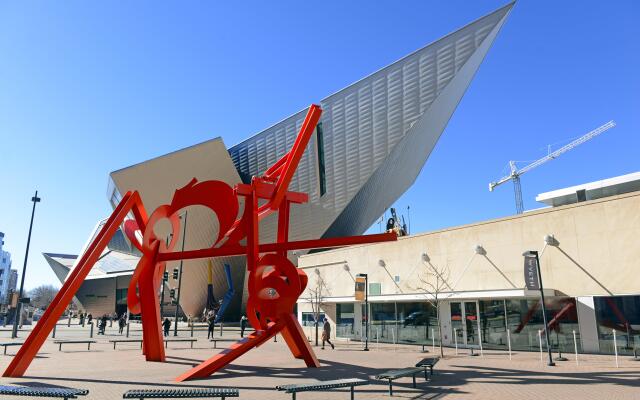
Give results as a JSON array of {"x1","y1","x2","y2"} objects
[{"x1": 0, "y1": 322, "x2": 639, "y2": 399}]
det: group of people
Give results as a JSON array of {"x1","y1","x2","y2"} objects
[
  {"x1": 73, "y1": 309, "x2": 335, "y2": 348},
  {"x1": 76, "y1": 312, "x2": 128, "y2": 335}
]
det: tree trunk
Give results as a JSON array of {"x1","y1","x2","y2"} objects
[{"x1": 315, "y1": 321, "x2": 319, "y2": 346}]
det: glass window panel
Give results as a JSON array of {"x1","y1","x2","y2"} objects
[
  {"x1": 397, "y1": 302, "x2": 438, "y2": 345},
  {"x1": 336, "y1": 303, "x2": 355, "y2": 338},
  {"x1": 479, "y1": 300, "x2": 507, "y2": 349},
  {"x1": 301, "y1": 312, "x2": 324, "y2": 327},
  {"x1": 594, "y1": 295, "x2": 640, "y2": 355}
]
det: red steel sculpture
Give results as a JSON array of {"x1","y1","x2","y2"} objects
[{"x1": 4, "y1": 104, "x2": 397, "y2": 381}]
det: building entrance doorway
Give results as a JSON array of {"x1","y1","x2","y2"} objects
[{"x1": 450, "y1": 301, "x2": 480, "y2": 348}]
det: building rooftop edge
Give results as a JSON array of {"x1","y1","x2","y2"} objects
[{"x1": 299, "y1": 189, "x2": 640, "y2": 259}]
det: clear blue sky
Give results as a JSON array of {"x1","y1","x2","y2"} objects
[{"x1": 1, "y1": 1, "x2": 638, "y2": 290}]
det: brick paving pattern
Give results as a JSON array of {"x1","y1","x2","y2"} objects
[{"x1": 0, "y1": 322, "x2": 638, "y2": 399}]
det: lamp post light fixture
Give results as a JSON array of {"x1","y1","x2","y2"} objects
[
  {"x1": 12, "y1": 191, "x2": 41, "y2": 339},
  {"x1": 421, "y1": 252, "x2": 430, "y2": 263},
  {"x1": 356, "y1": 273, "x2": 369, "y2": 351},
  {"x1": 474, "y1": 244, "x2": 486, "y2": 256},
  {"x1": 544, "y1": 235, "x2": 559, "y2": 247},
  {"x1": 523, "y1": 250, "x2": 555, "y2": 366}
]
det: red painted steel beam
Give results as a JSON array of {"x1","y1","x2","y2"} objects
[
  {"x1": 175, "y1": 322, "x2": 282, "y2": 382},
  {"x1": 3, "y1": 191, "x2": 146, "y2": 377},
  {"x1": 157, "y1": 232, "x2": 397, "y2": 262},
  {"x1": 270, "y1": 105, "x2": 322, "y2": 210}
]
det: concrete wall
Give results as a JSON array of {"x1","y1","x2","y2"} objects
[{"x1": 298, "y1": 191, "x2": 640, "y2": 301}]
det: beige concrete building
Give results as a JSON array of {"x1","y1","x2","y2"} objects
[{"x1": 297, "y1": 173, "x2": 640, "y2": 356}]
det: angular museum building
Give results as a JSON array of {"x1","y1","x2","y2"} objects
[{"x1": 46, "y1": 4, "x2": 515, "y2": 319}]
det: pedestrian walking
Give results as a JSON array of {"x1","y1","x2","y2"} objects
[
  {"x1": 118, "y1": 314, "x2": 126, "y2": 334},
  {"x1": 162, "y1": 317, "x2": 171, "y2": 337},
  {"x1": 99, "y1": 315, "x2": 108, "y2": 335},
  {"x1": 321, "y1": 318, "x2": 334, "y2": 350},
  {"x1": 240, "y1": 315, "x2": 248, "y2": 338},
  {"x1": 207, "y1": 310, "x2": 216, "y2": 339}
]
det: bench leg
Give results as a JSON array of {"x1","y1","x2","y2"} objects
[
  {"x1": 88, "y1": 343, "x2": 91, "y2": 351},
  {"x1": 191, "y1": 341, "x2": 193, "y2": 349},
  {"x1": 113, "y1": 342, "x2": 116, "y2": 350},
  {"x1": 424, "y1": 368, "x2": 428, "y2": 380},
  {"x1": 351, "y1": 385, "x2": 355, "y2": 400},
  {"x1": 292, "y1": 392, "x2": 296, "y2": 400},
  {"x1": 4, "y1": 347, "x2": 6, "y2": 355},
  {"x1": 59, "y1": 343, "x2": 62, "y2": 351},
  {"x1": 388, "y1": 379, "x2": 393, "y2": 396},
  {"x1": 412, "y1": 374, "x2": 416, "y2": 388},
  {"x1": 214, "y1": 341, "x2": 217, "y2": 349}
]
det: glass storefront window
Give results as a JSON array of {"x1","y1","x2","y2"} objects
[
  {"x1": 370, "y1": 303, "x2": 396, "y2": 342},
  {"x1": 336, "y1": 303, "x2": 355, "y2": 338},
  {"x1": 479, "y1": 300, "x2": 507, "y2": 349},
  {"x1": 397, "y1": 302, "x2": 438, "y2": 345},
  {"x1": 594, "y1": 295, "x2": 640, "y2": 355},
  {"x1": 301, "y1": 312, "x2": 324, "y2": 327},
  {"x1": 505, "y1": 297, "x2": 580, "y2": 353}
]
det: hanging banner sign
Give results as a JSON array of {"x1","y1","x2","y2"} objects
[
  {"x1": 354, "y1": 276, "x2": 366, "y2": 301},
  {"x1": 523, "y1": 254, "x2": 541, "y2": 290}
]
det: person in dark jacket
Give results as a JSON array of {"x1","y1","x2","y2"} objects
[
  {"x1": 240, "y1": 315, "x2": 248, "y2": 338},
  {"x1": 162, "y1": 318, "x2": 172, "y2": 337},
  {"x1": 321, "y1": 318, "x2": 334, "y2": 350}
]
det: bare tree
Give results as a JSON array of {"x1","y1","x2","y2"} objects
[
  {"x1": 28, "y1": 284, "x2": 59, "y2": 310},
  {"x1": 306, "y1": 269, "x2": 330, "y2": 346},
  {"x1": 414, "y1": 262, "x2": 452, "y2": 358}
]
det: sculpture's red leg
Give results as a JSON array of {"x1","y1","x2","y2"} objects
[
  {"x1": 282, "y1": 313, "x2": 320, "y2": 367},
  {"x1": 174, "y1": 322, "x2": 281, "y2": 382},
  {"x1": 3, "y1": 191, "x2": 146, "y2": 377},
  {"x1": 137, "y1": 247, "x2": 165, "y2": 362},
  {"x1": 280, "y1": 325, "x2": 304, "y2": 359}
]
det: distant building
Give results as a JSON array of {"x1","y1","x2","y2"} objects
[{"x1": 0, "y1": 232, "x2": 14, "y2": 304}]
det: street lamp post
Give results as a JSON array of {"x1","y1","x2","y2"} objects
[
  {"x1": 523, "y1": 250, "x2": 555, "y2": 366},
  {"x1": 12, "y1": 191, "x2": 41, "y2": 339},
  {"x1": 356, "y1": 273, "x2": 369, "y2": 351},
  {"x1": 174, "y1": 211, "x2": 187, "y2": 336}
]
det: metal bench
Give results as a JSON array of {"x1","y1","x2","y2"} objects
[
  {"x1": 0, "y1": 385, "x2": 88, "y2": 399},
  {"x1": 109, "y1": 339, "x2": 144, "y2": 350},
  {"x1": 53, "y1": 340, "x2": 96, "y2": 351},
  {"x1": 415, "y1": 356, "x2": 439, "y2": 378},
  {"x1": 0, "y1": 342, "x2": 23, "y2": 355},
  {"x1": 164, "y1": 338, "x2": 197, "y2": 349},
  {"x1": 209, "y1": 338, "x2": 237, "y2": 349},
  {"x1": 122, "y1": 388, "x2": 239, "y2": 399},
  {"x1": 276, "y1": 378, "x2": 369, "y2": 400},
  {"x1": 376, "y1": 367, "x2": 424, "y2": 396}
]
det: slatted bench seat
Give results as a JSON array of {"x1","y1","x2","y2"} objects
[
  {"x1": 276, "y1": 378, "x2": 368, "y2": 400},
  {"x1": 122, "y1": 387, "x2": 239, "y2": 399},
  {"x1": 376, "y1": 367, "x2": 425, "y2": 396},
  {"x1": 0, "y1": 342, "x2": 23, "y2": 355},
  {"x1": 415, "y1": 357, "x2": 439, "y2": 378},
  {"x1": 0, "y1": 385, "x2": 88, "y2": 399},
  {"x1": 164, "y1": 338, "x2": 197, "y2": 349},
  {"x1": 109, "y1": 339, "x2": 144, "y2": 350},
  {"x1": 209, "y1": 338, "x2": 237, "y2": 349},
  {"x1": 53, "y1": 340, "x2": 96, "y2": 351}
]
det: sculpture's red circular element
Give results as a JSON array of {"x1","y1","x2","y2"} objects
[
  {"x1": 125, "y1": 179, "x2": 239, "y2": 314},
  {"x1": 246, "y1": 253, "x2": 307, "y2": 330}
]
